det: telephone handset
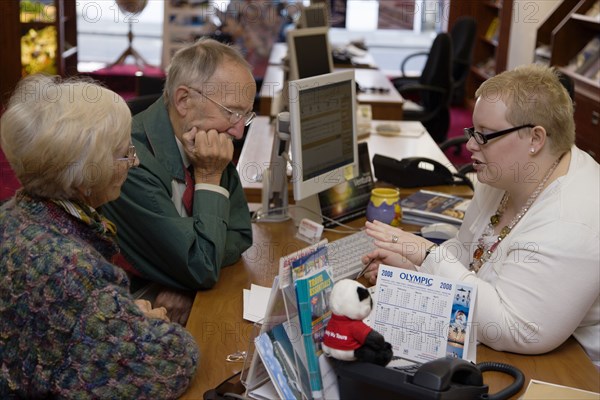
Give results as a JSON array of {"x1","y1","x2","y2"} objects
[
  {"x1": 334, "y1": 357, "x2": 524, "y2": 400},
  {"x1": 373, "y1": 154, "x2": 473, "y2": 189}
]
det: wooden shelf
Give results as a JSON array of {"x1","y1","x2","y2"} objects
[
  {"x1": 0, "y1": 0, "x2": 78, "y2": 103},
  {"x1": 471, "y1": 66, "x2": 493, "y2": 81},
  {"x1": 448, "y1": 0, "x2": 513, "y2": 102},
  {"x1": 538, "y1": 0, "x2": 599, "y2": 161},
  {"x1": 484, "y1": 1, "x2": 503, "y2": 10}
]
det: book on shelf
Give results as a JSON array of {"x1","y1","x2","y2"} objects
[
  {"x1": 570, "y1": 35, "x2": 600, "y2": 75},
  {"x1": 582, "y1": 58, "x2": 600, "y2": 81},
  {"x1": 400, "y1": 190, "x2": 471, "y2": 227},
  {"x1": 290, "y1": 245, "x2": 334, "y2": 400},
  {"x1": 484, "y1": 17, "x2": 500, "y2": 42},
  {"x1": 585, "y1": 0, "x2": 600, "y2": 19},
  {"x1": 476, "y1": 57, "x2": 497, "y2": 77},
  {"x1": 534, "y1": 44, "x2": 551, "y2": 65}
]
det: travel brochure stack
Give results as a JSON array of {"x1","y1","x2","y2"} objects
[
  {"x1": 243, "y1": 240, "x2": 335, "y2": 400},
  {"x1": 399, "y1": 190, "x2": 471, "y2": 227},
  {"x1": 243, "y1": 236, "x2": 478, "y2": 400}
]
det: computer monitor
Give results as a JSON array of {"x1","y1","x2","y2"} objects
[
  {"x1": 298, "y1": 3, "x2": 329, "y2": 28},
  {"x1": 286, "y1": 27, "x2": 334, "y2": 82},
  {"x1": 288, "y1": 70, "x2": 359, "y2": 223}
]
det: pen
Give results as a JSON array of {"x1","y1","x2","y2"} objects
[{"x1": 356, "y1": 259, "x2": 374, "y2": 279}]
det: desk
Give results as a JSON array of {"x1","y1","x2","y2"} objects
[
  {"x1": 237, "y1": 116, "x2": 473, "y2": 204},
  {"x1": 180, "y1": 218, "x2": 600, "y2": 399},
  {"x1": 259, "y1": 65, "x2": 404, "y2": 120}
]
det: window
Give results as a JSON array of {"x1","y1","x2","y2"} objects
[
  {"x1": 76, "y1": 0, "x2": 443, "y2": 71},
  {"x1": 77, "y1": 0, "x2": 163, "y2": 70}
]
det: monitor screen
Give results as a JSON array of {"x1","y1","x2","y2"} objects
[
  {"x1": 299, "y1": 3, "x2": 329, "y2": 28},
  {"x1": 286, "y1": 27, "x2": 334, "y2": 82},
  {"x1": 288, "y1": 70, "x2": 358, "y2": 202}
]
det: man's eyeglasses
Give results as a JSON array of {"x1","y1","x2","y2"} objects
[
  {"x1": 116, "y1": 144, "x2": 137, "y2": 168},
  {"x1": 464, "y1": 124, "x2": 535, "y2": 145},
  {"x1": 187, "y1": 86, "x2": 256, "y2": 127}
]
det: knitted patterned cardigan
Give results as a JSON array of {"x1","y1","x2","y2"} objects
[{"x1": 0, "y1": 192, "x2": 199, "y2": 399}]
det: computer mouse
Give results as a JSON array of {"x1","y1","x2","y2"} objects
[
  {"x1": 421, "y1": 223, "x2": 459, "y2": 240},
  {"x1": 376, "y1": 123, "x2": 402, "y2": 136}
]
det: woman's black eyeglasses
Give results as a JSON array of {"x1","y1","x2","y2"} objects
[{"x1": 464, "y1": 124, "x2": 535, "y2": 145}]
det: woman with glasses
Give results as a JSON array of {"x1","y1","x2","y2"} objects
[
  {"x1": 0, "y1": 75, "x2": 199, "y2": 398},
  {"x1": 101, "y1": 38, "x2": 255, "y2": 325},
  {"x1": 360, "y1": 64, "x2": 599, "y2": 364}
]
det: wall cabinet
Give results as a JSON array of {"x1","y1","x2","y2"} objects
[
  {"x1": 538, "y1": 0, "x2": 600, "y2": 161},
  {"x1": 0, "y1": 0, "x2": 77, "y2": 104}
]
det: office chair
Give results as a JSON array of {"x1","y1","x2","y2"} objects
[
  {"x1": 392, "y1": 33, "x2": 453, "y2": 143},
  {"x1": 450, "y1": 17, "x2": 477, "y2": 106}
]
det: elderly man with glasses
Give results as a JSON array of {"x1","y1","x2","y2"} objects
[{"x1": 102, "y1": 38, "x2": 255, "y2": 324}]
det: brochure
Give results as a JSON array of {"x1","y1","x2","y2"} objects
[{"x1": 400, "y1": 190, "x2": 471, "y2": 227}]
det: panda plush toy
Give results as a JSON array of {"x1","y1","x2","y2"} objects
[{"x1": 322, "y1": 279, "x2": 393, "y2": 366}]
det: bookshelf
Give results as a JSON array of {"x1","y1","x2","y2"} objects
[
  {"x1": 161, "y1": 2, "x2": 217, "y2": 69},
  {"x1": 538, "y1": 0, "x2": 600, "y2": 161},
  {"x1": 534, "y1": 0, "x2": 579, "y2": 65},
  {"x1": 448, "y1": 0, "x2": 514, "y2": 105},
  {"x1": 0, "y1": 0, "x2": 78, "y2": 103}
]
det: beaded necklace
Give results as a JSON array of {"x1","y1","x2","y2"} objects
[{"x1": 469, "y1": 153, "x2": 564, "y2": 272}]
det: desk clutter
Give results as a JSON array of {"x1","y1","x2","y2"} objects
[{"x1": 238, "y1": 239, "x2": 526, "y2": 400}]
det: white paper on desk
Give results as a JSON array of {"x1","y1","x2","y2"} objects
[
  {"x1": 397, "y1": 120, "x2": 426, "y2": 137},
  {"x1": 243, "y1": 284, "x2": 273, "y2": 323},
  {"x1": 523, "y1": 379, "x2": 600, "y2": 399}
]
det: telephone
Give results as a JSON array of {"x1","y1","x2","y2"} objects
[
  {"x1": 332, "y1": 49, "x2": 353, "y2": 65},
  {"x1": 334, "y1": 357, "x2": 524, "y2": 400},
  {"x1": 373, "y1": 155, "x2": 473, "y2": 189}
]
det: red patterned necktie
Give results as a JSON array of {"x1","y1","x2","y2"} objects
[{"x1": 183, "y1": 165, "x2": 194, "y2": 215}]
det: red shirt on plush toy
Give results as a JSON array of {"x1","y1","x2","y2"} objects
[
  {"x1": 322, "y1": 279, "x2": 392, "y2": 366},
  {"x1": 324, "y1": 314, "x2": 372, "y2": 351}
]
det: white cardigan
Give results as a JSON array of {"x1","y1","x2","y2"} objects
[{"x1": 421, "y1": 146, "x2": 599, "y2": 364}]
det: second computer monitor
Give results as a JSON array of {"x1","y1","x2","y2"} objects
[
  {"x1": 298, "y1": 3, "x2": 329, "y2": 28},
  {"x1": 286, "y1": 27, "x2": 334, "y2": 82}
]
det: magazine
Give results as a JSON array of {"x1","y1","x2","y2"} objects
[
  {"x1": 291, "y1": 246, "x2": 334, "y2": 400},
  {"x1": 370, "y1": 266, "x2": 477, "y2": 363},
  {"x1": 400, "y1": 190, "x2": 471, "y2": 227}
]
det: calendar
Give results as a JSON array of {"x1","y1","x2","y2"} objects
[{"x1": 371, "y1": 266, "x2": 477, "y2": 364}]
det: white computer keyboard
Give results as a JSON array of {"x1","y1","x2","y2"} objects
[{"x1": 327, "y1": 230, "x2": 376, "y2": 281}]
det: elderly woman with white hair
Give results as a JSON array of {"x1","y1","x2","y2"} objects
[{"x1": 0, "y1": 74, "x2": 199, "y2": 398}]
